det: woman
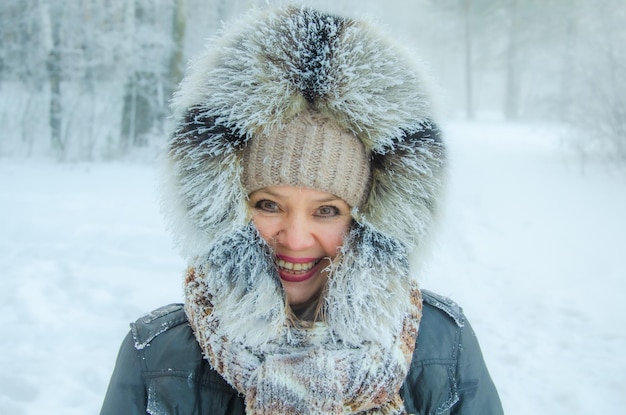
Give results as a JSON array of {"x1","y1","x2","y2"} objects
[{"x1": 101, "y1": 5, "x2": 503, "y2": 415}]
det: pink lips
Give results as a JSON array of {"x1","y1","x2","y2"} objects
[
  {"x1": 276, "y1": 255, "x2": 322, "y2": 283},
  {"x1": 277, "y1": 255, "x2": 317, "y2": 263}
]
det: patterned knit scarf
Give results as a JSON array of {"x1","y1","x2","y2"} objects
[{"x1": 184, "y1": 223, "x2": 422, "y2": 415}]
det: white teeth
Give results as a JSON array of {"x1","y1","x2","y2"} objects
[{"x1": 277, "y1": 259, "x2": 317, "y2": 273}]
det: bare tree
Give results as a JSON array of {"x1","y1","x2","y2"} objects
[
  {"x1": 41, "y1": 2, "x2": 65, "y2": 158},
  {"x1": 563, "y1": 0, "x2": 626, "y2": 166},
  {"x1": 167, "y1": 0, "x2": 186, "y2": 100}
]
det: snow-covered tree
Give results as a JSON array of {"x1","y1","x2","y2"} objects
[
  {"x1": 0, "y1": 0, "x2": 624, "y2": 165},
  {"x1": 560, "y1": 0, "x2": 626, "y2": 165}
]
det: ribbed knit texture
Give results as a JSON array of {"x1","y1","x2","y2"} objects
[
  {"x1": 163, "y1": 5, "x2": 447, "y2": 415},
  {"x1": 242, "y1": 111, "x2": 371, "y2": 208}
]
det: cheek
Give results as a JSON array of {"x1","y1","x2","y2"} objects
[
  {"x1": 320, "y1": 221, "x2": 351, "y2": 255},
  {"x1": 251, "y1": 216, "x2": 276, "y2": 243}
]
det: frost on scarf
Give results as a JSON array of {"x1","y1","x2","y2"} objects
[
  {"x1": 161, "y1": 5, "x2": 446, "y2": 415},
  {"x1": 184, "y1": 223, "x2": 423, "y2": 415}
]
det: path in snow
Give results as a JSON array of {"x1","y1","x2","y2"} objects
[{"x1": 0, "y1": 121, "x2": 624, "y2": 414}]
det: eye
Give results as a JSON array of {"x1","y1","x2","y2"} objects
[
  {"x1": 254, "y1": 199, "x2": 279, "y2": 212},
  {"x1": 316, "y1": 205, "x2": 341, "y2": 217}
]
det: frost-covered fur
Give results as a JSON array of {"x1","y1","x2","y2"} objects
[
  {"x1": 184, "y1": 224, "x2": 423, "y2": 414},
  {"x1": 162, "y1": 5, "x2": 446, "y2": 414}
]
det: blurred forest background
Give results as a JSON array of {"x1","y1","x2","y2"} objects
[{"x1": 1, "y1": 0, "x2": 624, "y2": 164}]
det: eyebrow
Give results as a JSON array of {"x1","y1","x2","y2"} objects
[{"x1": 255, "y1": 189, "x2": 344, "y2": 204}]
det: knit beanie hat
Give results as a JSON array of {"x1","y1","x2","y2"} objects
[
  {"x1": 242, "y1": 111, "x2": 371, "y2": 208},
  {"x1": 164, "y1": 6, "x2": 447, "y2": 413}
]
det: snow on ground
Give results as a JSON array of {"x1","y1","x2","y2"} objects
[{"x1": 1, "y1": 121, "x2": 624, "y2": 414}]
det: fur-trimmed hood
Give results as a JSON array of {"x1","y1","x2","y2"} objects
[
  {"x1": 161, "y1": 5, "x2": 445, "y2": 349},
  {"x1": 164, "y1": 5, "x2": 445, "y2": 258}
]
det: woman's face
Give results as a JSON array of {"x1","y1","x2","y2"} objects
[{"x1": 249, "y1": 185, "x2": 352, "y2": 307}]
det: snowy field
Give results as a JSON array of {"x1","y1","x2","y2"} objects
[{"x1": 1, "y1": 120, "x2": 624, "y2": 414}]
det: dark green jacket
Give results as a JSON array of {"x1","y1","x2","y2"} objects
[{"x1": 101, "y1": 291, "x2": 503, "y2": 415}]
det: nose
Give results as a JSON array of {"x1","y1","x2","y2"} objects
[{"x1": 276, "y1": 214, "x2": 315, "y2": 251}]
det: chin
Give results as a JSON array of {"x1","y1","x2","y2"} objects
[
  {"x1": 283, "y1": 286, "x2": 317, "y2": 307},
  {"x1": 282, "y1": 278, "x2": 326, "y2": 308}
]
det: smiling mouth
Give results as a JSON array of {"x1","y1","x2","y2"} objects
[
  {"x1": 276, "y1": 258, "x2": 321, "y2": 273},
  {"x1": 275, "y1": 257, "x2": 324, "y2": 282}
]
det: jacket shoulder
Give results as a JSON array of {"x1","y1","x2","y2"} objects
[
  {"x1": 413, "y1": 290, "x2": 466, "y2": 363},
  {"x1": 130, "y1": 303, "x2": 188, "y2": 350},
  {"x1": 405, "y1": 291, "x2": 504, "y2": 414},
  {"x1": 421, "y1": 289, "x2": 464, "y2": 327}
]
